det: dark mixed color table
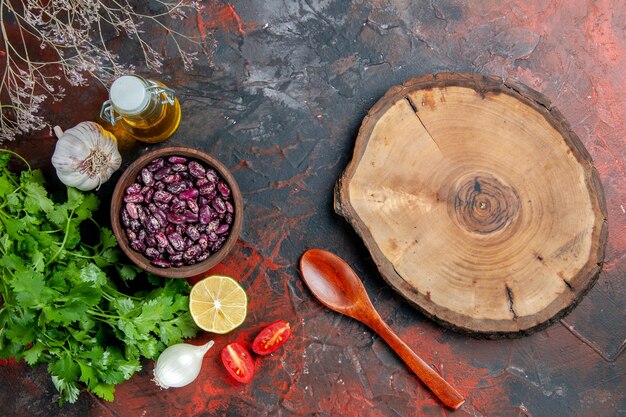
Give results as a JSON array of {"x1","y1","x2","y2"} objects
[{"x1": 2, "y1": 1, "x2": 624, "y2": 416}]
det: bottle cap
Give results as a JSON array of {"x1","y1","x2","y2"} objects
[{"x1": 110, "y1": 75, "x2": 150, "y2": 116}]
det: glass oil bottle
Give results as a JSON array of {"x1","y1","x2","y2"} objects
[{"x1": 100, "y1": 75, "x2": 181, "y2": 143}]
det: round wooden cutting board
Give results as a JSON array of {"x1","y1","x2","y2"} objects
[{"x1": 335, "y1": 73, "x2": 607, "y2": 337}]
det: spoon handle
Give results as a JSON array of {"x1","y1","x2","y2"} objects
[{"x1": 368, "y1": 317, "x2": 465, "y2": 410}]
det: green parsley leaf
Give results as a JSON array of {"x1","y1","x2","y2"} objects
[
  {"x1": 76, "y1": 263, "x2": 108, "y2": 288},
  {"x1": 112, "y1": 298, "x2": 136, "y2": 316},
  {"x1": 10, "y1": 270, "x2": 52, "y2": 307},
  {"x1": 23, "y1": 181, "x2": 54, "y2": 214},
  {"x1": 50, "y1": 352, "x2": 81, "y2": 383},
  {"x1": 117, "y1": 264, "x2": 140, "y2": 281},
  {"x1": 23, "y1": 341, "x2": 45, "y2": 365},
  {"x1": 78, "y1": 362, "x2": 97, "y2": 388},
  {"x1": 91, "y1": 383, "x2": 115, "y2": 401},
  {"x1": 51, "y1": 375, "x2": 80, "y2": 405}
]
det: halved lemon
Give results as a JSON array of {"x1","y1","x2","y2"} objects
[{"x1": 189, "y1": 275, "x2": 248, "y2": 334}]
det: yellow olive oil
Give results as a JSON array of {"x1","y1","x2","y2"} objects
[{"x1": 119, "y1": 97, "x2": 181, "y2": 144}]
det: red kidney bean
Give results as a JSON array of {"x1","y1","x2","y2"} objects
[
  {"x1": 225, "y1": 201, "x2": 234, "y2": 214},
  {"x1": 206, "y1": 169, "x2": 219, "y2": 183},
  {"x1": 147, "y1": 158, "x2": 165, "y2": 172},
  {"x1": 144, "y1": 187, "x2": 154, "y2": 204},
  {"x1": 148, "y1": 203, "x2": 158, "y2": 214},
  {"x1": 129, "y1": 219, "x2": 141, "y2": 232},
  {"x1": 183, "y1": 245, "x2": 201, "y2": 261},
  {"x1": 171, "y1": 163, "x2": 187, "y2": 172},
  {"x1": 207, "y1": 231, "x2": 218, "y2": 242},
  {"x1": 171, "y1": 200, "x2": 187, "y2": 213},
  {"x1": 131, "y1": 240, "x2": 146, "y2": 253},
  {"x1": 165, "y1": 224, "x2": 176, "y2": 235},
  {"x1": 199, "y1": 205, "x2": 212, "y2": 224},
  {"x1": 212, "y1": 236, "x2": 226, "y2": 252},
  {"x1": 126, "y1": 202, "x2": 139, "y2": 219},
  {"x1": 198, "y1": 183, "x2": 215, "y2": 196},
  {"x1": 154, "y1": 210, "x2": 167, "y2": 227},
  {"x1": 168, "y1": 156, "x2": 187, "y2": 164},
  {"x1": 121, "y1": 209, "x2": 131, "y2": 227},
  {"x1": 141, "y1": 168, "x2": 154, "y2": 186},
  {"x1": 196, "y1": 252, "x2": 210, "y2": 262},
  {"x1": 167, "y1": 232, "x2": 185, "y2": 251},
  {"x1": 225, "y1": 213, "x2": 233, "y2": 225},
  {"x1": 146, "y1": 217, "x2": 161, "y2": 233},
  {"x1": 155, "y1": 181, "x2": 165, "y2": 191},
  {"x1": 186, "y1": 225, "x2": 200, "y2": 241},
  {"x1": 167, "y1": 182, "x2": 188, "y2": 194},
  {"x1": 212, "y1": 197, "x2": 226, "y2": 214},
  {"x1": 151, "y1": 258, "x2": 171, "y2": 268},
  {"x1": 137, "y1": 205, "x2": 147, "y2": 221},
  {"x1": 145, "y1": 235, "x2": 157, "y2": 247},
  {"x1": 217, "y1": 181, "x2": 231, "y2": 197},
  {"x1": 155, "y1": 232, "x2": 168, "y2": 248},
  {"x1": 207, "y1": 219, "x2": 219, "y2": 232},
  {"x1": 153, "y1": 190, "x2": 173, "y2": 204},
  {"x1": 126, "y1": 183, "x2": 142, "y2": 195},
  {"x1": 179, "y1": 188, "x2": 199, "y2": 200},
  {"x1": 125, "y1": 230, "x2": 137, "y2": 241},
  {"x1": 124, "y1": 193, "x2": 144, "y2": 203},
  {"x1": 166, "y1": 211, "x2": 186, "y2": 224},
  {"x1": 198, "y1": 236, "x2": 208, "y2": 250},
  {"x1": 163, "y1": 173, "x2": 182, "y2": 184},
  {"x1": 187, "y1": 199, "x2": 199, "y2": 213},
  {"x1": 188, "y1": 161, "x2": 206, "y2": 178},
  {"x1": 169, "y1": 252, "x2": 184, "y2": 262},
  {"x1": 154, "y1": 166, "x2": 172, "y2": 180},
  {"x1": 172, "y1": 261, "x2": 184, "y2": 267},
  {"x1": 216, "y1": 223, "x2": 230, "y2": 235},
  {"x1": 166, "y1": 244, "x2": 176, "y2": 255},
  {"x1": 137, "y1": 229, "x2": 147, "y2": 241},
  {"x1": 184, "y1": 210, "x2": 199, "y2": 223},
  {"x1": 196, "y1": 178, "x2": 209, "y2": 187}
]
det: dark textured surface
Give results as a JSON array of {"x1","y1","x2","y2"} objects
[{"x1": 1, "y1": 1, "x2": 624, "y2": 416}]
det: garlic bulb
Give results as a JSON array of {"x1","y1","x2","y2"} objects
[
  {"x1": 51, "y1": 122, "x2": 122, "y2": 191},
  {"x1": 153, "y1": 341, "x2": 214, "y2": 389}
]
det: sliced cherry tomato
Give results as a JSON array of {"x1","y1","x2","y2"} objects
[
  {"x1": 252, "y1": 320, "x2": 292, "y2": 355},
  {"x1": 221, "y1": 342, "x2": 254, "y2": 383}
]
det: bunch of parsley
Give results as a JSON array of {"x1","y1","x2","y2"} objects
[{"x1": 0, "y1": 151, "x2": 198, "y2": 404}]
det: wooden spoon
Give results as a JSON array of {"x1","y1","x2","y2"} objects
[{"x1": 299, "y1": 249, "x2": 465, "y2": 410}]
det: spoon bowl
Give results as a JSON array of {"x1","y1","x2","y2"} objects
[
  {"x1": 299, "y1": 248, "x2": 369, "y2": 313},
  {"x1": 300, "y1": 249, "x2": 465, "y2": 410}
]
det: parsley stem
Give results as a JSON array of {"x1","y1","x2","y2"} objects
[
  {"x1": 0, "y1": 149, "x2": 31, "y2": 172},
  {"x1": 87, "y1": 309, "x2": 120, "y2": 320},
  {"x1": 45, "y1": 207, "x2": 75, "y2": 266}
]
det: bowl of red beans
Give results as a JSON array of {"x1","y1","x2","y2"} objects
[{"x1": 110, "y1": 146, "x2": 243, "y2": 278}]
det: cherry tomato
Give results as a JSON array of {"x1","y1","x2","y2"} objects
[
  {"x1": 221, "y1": 342, "x2": 254, "y2": 383},
  {"x1": 252, "y1": 320, "x2": 292, "y2": 355}
]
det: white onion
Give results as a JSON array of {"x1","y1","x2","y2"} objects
[{"x1": 153, "y1": 341, "x2": 214, "y2": 389}]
